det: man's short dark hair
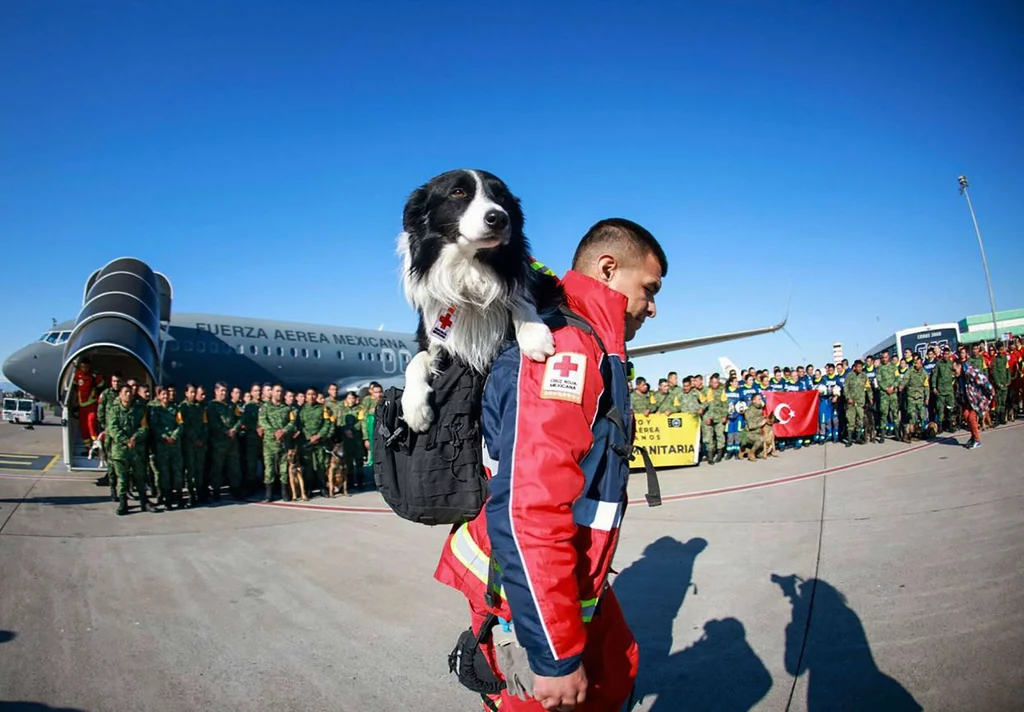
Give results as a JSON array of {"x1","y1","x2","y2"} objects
[
  {"x1": 658, "y1": 378, "x2": 668, "y2": 386},
  {"x1": 682, "y1": 376, "x2": 691, "y2": 385},
  {"x1": 571, "y1": 218, "x2": 668, "y2": 276},
  {"x1": 668, "y1": 371, "x2": 677, "y2": 378},
  {"x1": 710, "y1": 372, "x2": 720, "y2": 380}
]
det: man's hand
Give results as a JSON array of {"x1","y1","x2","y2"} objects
[
  {"x1": 274, "y1": 429, "x2": 284, "y2": 441},
  {"x1": 128, "y1": 436, "x2": 136, "y2": 449},
  {"x1": 257, "y1": 427, "x2": 264, "y2": 438},
  {"x1": 227, "y1": 428, "x2": 236, "y2": 439},
  {"x1": 310, "y1": 434, "x2": 320, "y2": 444},
  {"x1": 533, "y1": 666, "x2": 588, "y2": 711}
]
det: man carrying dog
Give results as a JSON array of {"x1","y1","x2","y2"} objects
[{"x1": 434, "y1": 218, "x2": 667, "y2": 711}]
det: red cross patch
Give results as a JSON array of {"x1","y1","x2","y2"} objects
[
  {"x1": 430, "y1": 305, "x2": 458, "y2": 342},
  {"x1": 540, "y1": 352, "x2": 587, "y2": 403}
]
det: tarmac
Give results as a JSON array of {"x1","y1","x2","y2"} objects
[{"x1": 0, "y1": 418, "x2": 1021, "y2": 711}]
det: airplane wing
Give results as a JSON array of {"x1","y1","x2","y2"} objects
[{"x1": 628, "y1": 317, "x2": 787, "y2": 358}]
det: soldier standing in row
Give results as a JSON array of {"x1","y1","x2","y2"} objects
[
  {"x1": 991, "y1": 343, "x2": 1010, "y2": 425},
  {"x1": 699, "y1": 373, "x2": 729, "y2": 464},
  {"x1": 631, "y1": 377, "x2": 651, "y2": 415},
  {"x1": 339, "y1": 391, "x2": 366, "y2": 489},
  {"x1": 207, "y1": 382, "x2": 243, "y2": 501},
  {"x1": 298, "y1": 387, "x2": 332, "y2": 496},
  {"x1": 903, "y1": 356, "x2": 930, "y2": 438},
  {"x1": 96, "y1": 372, "x2": 122, "y2": 498},
  {"x1": 178, "y1": 384, "x2": 207, "y2": 505},
  {"x1": 258, "y1": 384, "x2": 296, "y2": 502},
  {"x1": 678, "y1": 376, "x2": 701, "y2": 417},
  {"x1": 876, "y1": 351, "x2": 900, "y2": 438},
  {"x1": 109, "y1": 383, "x2": 150, "y2": 515},
  {"x1": 150, "y1": 386, "x2": 186, "y2": 509},
  {"x1": 651, "y1": 379, "x2": 679, "y2": 414},
  {"x1": 931, "y1": 349, "x2": 956, "y2": 432},
  {"x1": 843, "y1": 360, "x2": 868, "y2": 447},
  {"x1": 240, "y1": 383, "x2": 263, "y2": 492}
]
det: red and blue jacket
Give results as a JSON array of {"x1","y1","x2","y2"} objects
[{"x1": 434, "y1": 270, "x2": 633, "y2": 677}]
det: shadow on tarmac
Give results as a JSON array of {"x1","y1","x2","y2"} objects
[
  {"x1": 614, "y1": 536, "x2": 772, "y2": 711},
  {"x1": 0, "y1": 704, "x2": 88, "y2": 711},
  {"x1": 0, "y1": 496, "x2": 111, "y2": 506},
  {"x1": 774, "y1": 574, "x2": 922, "y2": 712},
  {"x1": 0, "y1": 630, "x2": 15, "y2": 643}
]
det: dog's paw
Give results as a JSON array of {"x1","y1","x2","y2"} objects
[
  {"x1": 517, "y1": 321, "x2": 555, "y2": 362},
  {"x1": 402, "y1": 384, "x2": 435, "y2": 433}
]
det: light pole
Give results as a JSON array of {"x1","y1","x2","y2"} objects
[{"x1": 958, "y1": 175, "x2": 1000, "y2": 344}]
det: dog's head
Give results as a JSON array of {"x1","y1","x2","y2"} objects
[{"x1": 398, "y1": 169, "x2": 529, "y2": 309}]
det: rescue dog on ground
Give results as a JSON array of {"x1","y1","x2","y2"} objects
[
  {"x1": 286, "y1": 448, "x2": 308, "y2": 502},
  {"x1": 761, "y1": 414, "x2": 778, "y2": 458},
  {"x1": 327, "y1": 443, "x2": 348, "y2": 498},
  {"x1": 398, "y1": 169, "x2": 559, "y2": 432}
]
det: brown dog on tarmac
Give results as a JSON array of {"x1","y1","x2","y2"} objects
[
  {"x1": 326, "y1": 443, "x2": 349, "y2": 498},
  {"x1": 286, "y1": 448, "x2": 308, "y2": 502}
]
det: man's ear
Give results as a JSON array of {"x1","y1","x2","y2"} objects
[{"x1": 597, "y1": 254, "x2": 617, "y2": 283}]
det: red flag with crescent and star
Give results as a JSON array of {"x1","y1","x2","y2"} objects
[{"x1": 763, "y1": 391, "x2": 819, "y2": 438}]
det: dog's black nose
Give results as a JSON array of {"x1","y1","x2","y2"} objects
[{"x1": 484, "y1": 209, "x2": 508, "y2": 230}]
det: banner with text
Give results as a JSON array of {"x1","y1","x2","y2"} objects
[
  {"x1": 764, "y1": 391, "x2": 819, "y2": 438},
  {"x1": 630, "y1": 413, "x2": 701, "y2": 468}
]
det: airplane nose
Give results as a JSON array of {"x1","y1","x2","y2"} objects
[{"x1": 2, "y1": 346, "x2": 52, "y2": 401}]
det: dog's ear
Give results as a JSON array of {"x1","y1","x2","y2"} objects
[{"x1": 402, "y1": 186, "x2": 430, "y2": 234}]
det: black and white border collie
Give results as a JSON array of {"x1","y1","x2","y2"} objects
[{"x1": 397, "y1": 169, "x2": 558, "y2": 432}]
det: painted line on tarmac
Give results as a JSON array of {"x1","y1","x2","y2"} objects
[{"x1": 255, "y1": 499, "x2": 395, "y2": 514}]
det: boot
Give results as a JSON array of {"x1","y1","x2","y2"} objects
[
  {"x1": 211, "y1": 488, "x2": 221, "y2": 502},
  {"x1": 706, "y1": 451, "x2": 715, "y2": 466},
  {"x1": 715, "y1": 449, "x2": 725, "y2": 463},
  {"x1": 230, "y1": 487, "x2": 243, "y2": 502},
  {"x1": 97, "y1": 474, "x2": 109, "y2": 487},
  {"x1": 264, "y1": 484, "x2": 273, "y2": 503},
  {"x1": 116, "y1": 494, "x2": 128, "y2": 516},
  {"x1": 110, "y1": 480, "x2": 118, "y2": 502},
  {"x1": 140, "y1": 495, "x2": 150, "y2": 512}
]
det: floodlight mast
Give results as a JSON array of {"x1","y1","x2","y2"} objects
[{"x1": 957, "y1": 175, "x2": 1000, "y2": 344}]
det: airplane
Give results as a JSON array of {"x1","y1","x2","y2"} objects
[{"x1": 2, "y1": 257, "x2": 786, "y2": 469}]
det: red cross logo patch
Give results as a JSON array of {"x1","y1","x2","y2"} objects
[
  {"x1": 540, "y1": 352, "x2": 587, "y2": 403},
  {"x1": 430, "y1": 305, "x2": 458, "y2": 342}
]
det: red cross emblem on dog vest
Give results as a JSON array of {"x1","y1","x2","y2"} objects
[
  {"x1": 430, "y1": 305, "x2": 458, "y2": 342},
  {"x1": 553, "y1": 355, "x2": 579, "y2": 377}
]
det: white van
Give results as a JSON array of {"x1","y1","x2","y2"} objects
[{"x1": 2, "y1": 397, "x2": 45, "y2": 425}]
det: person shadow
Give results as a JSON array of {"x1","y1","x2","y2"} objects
[
  {"x1": 614, "y1": 536, "x2": 772, "y2": 711},
  {"x1": 773, "y1": 574, "x2": 922, "y2": 711}
]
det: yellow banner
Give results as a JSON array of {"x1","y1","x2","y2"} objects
[{"x1": 630, "y1": 413, "x2": 700, "y2": 468}]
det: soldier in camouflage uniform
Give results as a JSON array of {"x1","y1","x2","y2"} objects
[
  {"x1": 361, "y1": 382, "x2": 384, "y2": 469},
  {"x1": 150, "y1": 386, "x2": 185, "y2": 509},
  {"x1": 740, "y1": 393, "x2": 769, "y2": 458},
  {"x1": 991, "y1": 343, "x2": 1010, "y2": 425},
  {"x1": 258, "y1": 384, "x2": 297, "y2": 502},
  {"x1": 842, "y1": 360, "x2": 869, "y2": 447},
  {"x1": 903, "y1": 356, "x2": 930, "y2": 438},
  {"x1": 666, "y1": 371, "x2": 683, "y2": 403},
  {"x1": 699, "y1": 373, "x2": 729, "y2": 464},
  {"x1": 338, "y1": 391, "x2": 367, "y2": 489},
  {"x1": 931, "y1": 349, "x2": 956, "y2": 432},
  {"x1": 651, "y1": 379, "x2": 680, "y2": 414},
  {"x1": 96, "y1": 372, "x2": 122, "y2": 499},
  {"x1": 876, "y1": 351, "x2": 900, "y2": 438},
  {"x1": 207, "y1": 382, "x2": 243, "y2": 501},
  {"x1": 135, "y1": 383, "x2": 156, "y2": 500},
  {"x1": 630, "y1": 378, "x2": 652, "y2": 416},
  {"x1": 107, "y1": 384, "x2": 150, "y2": 515},
  {"x1": 178, "y1": 384, "x2": 208, "y2": 504},
  {"x1": 969, "y1": 343, "x2": 987, "y2": 375},
  {"x1": 678, "y1": 376, "x2": 702, "y2": 417},
  {"x1": 298, "y1": 387, "x2": 333, "y2": 496},
  {"x1": 239, "y1": 383, "x2": 263, "y2": 493}
]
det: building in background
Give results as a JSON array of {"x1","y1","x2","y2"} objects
[{"x1": 956, "y1": 309, "x2": 1024, "y2": 345}]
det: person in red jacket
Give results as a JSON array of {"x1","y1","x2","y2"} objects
[
  {"x1": 73, "y1": 357, "x2": 105, "y2": 450},
  {"x1": 434, "y1": 219, "x2": 668, "y2": 711}
]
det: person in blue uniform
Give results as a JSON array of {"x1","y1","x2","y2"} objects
[
  {"x1": 821, "y1": 363, "x2": 841, "y2": 443},
  {"x1": 724, "y1": 375, "x2": 745, "y2": 460}
]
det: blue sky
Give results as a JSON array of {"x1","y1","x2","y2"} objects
[{"x1": 2, "y1": 0, "x2": 1021, "y2": 382}]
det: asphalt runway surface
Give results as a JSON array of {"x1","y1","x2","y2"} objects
[{"x1": 0, "y1": 420, "x2": 1021, "y2": 711}]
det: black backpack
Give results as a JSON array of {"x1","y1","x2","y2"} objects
[{"x1": 372, "y1": 307, "x2": 661, "y2": 527}]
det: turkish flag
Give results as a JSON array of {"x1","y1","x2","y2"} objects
[{"x1": 764, "y1": 391, "x2": 819, "y2": 438}]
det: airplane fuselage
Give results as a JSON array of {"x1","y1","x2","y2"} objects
[{"x1": 2, "y1": 313, "x2": 417, "y2": 403}]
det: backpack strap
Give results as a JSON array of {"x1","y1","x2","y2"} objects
[{"x1": 548, "y1": 305, "x2": 662, "y2": 507}]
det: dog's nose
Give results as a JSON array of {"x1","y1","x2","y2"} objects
[{"x1": 484, "y1": 209, "x2": 508, "y2": 230}]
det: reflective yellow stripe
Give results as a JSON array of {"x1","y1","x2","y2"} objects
[
  {"x1": 529, "y1": 258, "x2": 557, "y2": 277},
  {"x1": 451, "y1": 524, "x2": 601, "y2": 621}
]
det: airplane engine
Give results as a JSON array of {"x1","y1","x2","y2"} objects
[{"x1": 57, "y1": 258, "x2": 172, "y2": 466}]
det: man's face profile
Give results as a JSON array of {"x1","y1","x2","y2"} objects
[{"x1": 601, "y1": 251, "x2": 662, "y2": 342}]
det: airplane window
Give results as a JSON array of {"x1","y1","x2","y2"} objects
[
  {"x1": 337, "y1": 350, "x2": 344, "y2": 360},
  {"x1": 196, "y1": 342, "x2": 206, "y2": 353},
  {"x1": 39, "y1": 333, "x2": 49, "y2": 342},
  {"x1": 276, "y1": 347, "x2": 284, "y2": 357},
  {"x1": 237, "y1": 345, "x2": 245, "y2": 355},
  {"x1": 45, "y1": 332, "x2": 59, "y2": 345},
  {"x1": 313, "y1": 349, "x2": 320, "y2": 359},
  {"x1": 184, "y1": 342, "x2": 193, "y2": 352},
  {"x1": 250, "y1": 345, "x2": 258, "y2": 355},
  {"x1": 209, "y1": 343, "x2": 219, "y2": 354},
  {"x1": 358, "y1": 352, "x2": 364, "y2": 361},
  {"x1": 290, "y1": 347, "x2": 297, "y2": 357},
  {"x1": 301, "y1": 348, "x2": 308, "y2": 358},
  {"x1": 263, "y1": 346, "x2": 271, "y2": 356},
  {"x1": 58, "y1": 331, "x2": 71, "y2": 343}
]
